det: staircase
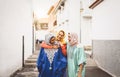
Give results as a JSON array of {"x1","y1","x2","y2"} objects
[
  {"x1": 24, "y1": 51, "x2": 39, "y2": 68},
  {"x1": 11, "y1": 50, "x2": 40, "y2": 77}
]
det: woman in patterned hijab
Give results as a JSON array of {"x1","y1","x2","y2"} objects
[
  {"x1": 37, "y1": 33, "x2": 67, "y2": 77},
  {"x1": 68, "y1": 32, "x2": 78, "y2": 46}
]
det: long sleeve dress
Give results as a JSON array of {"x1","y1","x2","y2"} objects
[
  {"x1": 37, "y1": 47, "x2": 67, "y2": 77},
  {"x1": 67, "y1": 44, "x2": 86, "y2": 77}
]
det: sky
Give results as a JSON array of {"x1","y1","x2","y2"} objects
[{"x1": 32, "y1": 0, "x2": 58, "y2": 18}]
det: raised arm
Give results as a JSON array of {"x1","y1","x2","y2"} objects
[
  {"x1": 40, "y1": 41, "x2": 59, "y2": 49},
  {"x1": 40, "y1": 41, "x2": 53, "y2": 48}
]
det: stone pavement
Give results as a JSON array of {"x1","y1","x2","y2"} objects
[
  {"x1": 11, "y1": 67, "x2": 38, "y2": 77},
  {"x1": 85, "y1": 51, "x2": 112, "y2": 77},
  {"x1": 85, "y1": 66, "x2": 112, "y2": 77},
  {"x1": 85, "y1": 58, "x2": 112, "y2": 77}
]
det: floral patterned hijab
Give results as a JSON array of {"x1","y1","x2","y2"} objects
[{"x1": 69, "y1": 32, "x2": 78, "y2": 46}]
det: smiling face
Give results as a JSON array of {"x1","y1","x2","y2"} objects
[
  {"x1": 57, "y1": 30, "x2": 65, "y2": 41},
  {"x1": 45, "y1": 33, "x2": 56, "y2": 45},
  {"x1": 50, "y1": 37, "x2": 56, "y2": 44}
]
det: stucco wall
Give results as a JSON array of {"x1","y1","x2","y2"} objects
[
  {"x1": 92, "y1": 0, "x2": 120, "y2": 77},
  {"x1": 0, "y1": 0, "x2": 33, "y2": 77},
  {"x1": 93, "y1": 40, "x2": 120, "y2": 77}
]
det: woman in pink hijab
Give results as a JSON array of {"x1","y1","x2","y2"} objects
[{"x1": 67, "y1": 32, "x2": 86, "y2": 77}]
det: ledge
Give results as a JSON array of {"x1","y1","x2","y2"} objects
[{"x1": 89, "y1": 0, "x2": 104, "y2": 9}]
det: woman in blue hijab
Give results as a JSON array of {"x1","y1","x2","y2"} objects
[{"x1": 37, "y1": 33, "x2": 67, "y2": 77}]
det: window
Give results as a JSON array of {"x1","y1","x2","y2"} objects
[{"x1": 40, "y1": 23, "x2": 48, "y2": 30}]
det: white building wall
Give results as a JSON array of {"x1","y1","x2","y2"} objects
[
  {"x1": 68, "y1": 0, "x2": 81, "y2": 42},
  {"x1": 80, "y1": 0, "x2": 92, "y2": 45},
  {"x1": 56, "y1": 0, "x2": 81, "y2": 42},
  {"x1": 0, "y1": 0, "x2": 33, "y2": 77},
  {"x1": 55, "y1": 0, "x2": 69, "y2": 35},
  {"x1": 92, "y1": 0, "x2": 120, "y2": 40},
  {"x1": 92, "y1": 0, "x2": 120, "y2": 77},
  {"x1": 81, "y1": 17, "x2": 92, "y2": 45}
]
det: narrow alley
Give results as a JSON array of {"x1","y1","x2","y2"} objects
[{"x1": 1, "y1": 0, "x2": 120, "y2": 77}]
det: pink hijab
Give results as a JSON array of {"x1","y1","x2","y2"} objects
[{"x1": 69, "y1": 32, "x2": 78, "y2": 46}]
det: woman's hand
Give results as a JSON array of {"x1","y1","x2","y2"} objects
[
  {"x1": 78, "y1": 71, "x2": 82, "y2": 77},
  {"x1": 78, "y1": 64, "x2": 83, "y2": 77},
  {"x1": 52, "y1": 45, "x2": 59, "y2": 49}
]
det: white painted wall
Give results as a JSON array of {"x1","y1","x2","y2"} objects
[
  {"x1": 56, "y1": 0, "x2": 69, "y2": 33},
  {"x1": 0, "y1": 0, "x2": 33, "y2": 77},
  {"x1": 68, "y1": 0, "x2": 81, "y2": 42},
  {"x1": 80, "y1": 0, "x2": 92, "y2": 45},
  {"x1": 93, "y1": 40, "x2": 120, "y2": 77},
  {"x1": 92, "y1": 0, "x2": 120, "y2": 77},
  {"x1": 35, "y1": 30, "x2": 49, "y2": 41},
  {"x1": 81, "y1": 17, "x2": 92, "y2": 45},
  {"x1": 92, "y1": 0, "x2": 120, "y2": 40},
  {"x1": 56, "y1": 0, "x2": 81, "y2": 42}
]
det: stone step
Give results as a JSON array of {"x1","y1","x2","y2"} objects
[
  {"x1": 28, "y1": 55, "x2": 38, "y2": 59},
  {"x1": 33, "y1": 52, "x2": 40, "y2": 55},
  {"x1": 24, "y1": 62, "x2": 36, "y2": 68},
  {"x1": 21, "y1": 67, "x2": 36, "y2": 72},
  {"x1": 84, "y1": 45, "x2": 92, "y2": 51},
  {"x1": 15, "y1": 71, "x2": 39, "y2": 77},
  {"x1": 25, "y1": 58, "x2": 37, "y2": 63}
]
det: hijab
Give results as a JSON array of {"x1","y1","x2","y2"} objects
[
  {"x1": 69, "y1": 32, "x2": 78, "y2": 46},
  {"x1": 45, "y1": 33, "x2": 55, "y2": 45}
]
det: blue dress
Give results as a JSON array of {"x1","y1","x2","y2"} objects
[{"x1": 37, "y1": 47, "x2": 67, "y2": 77}]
